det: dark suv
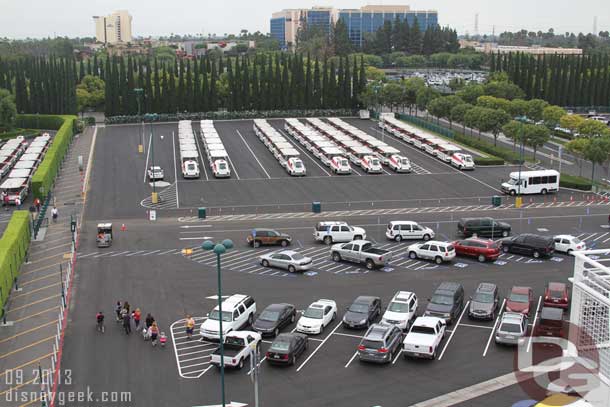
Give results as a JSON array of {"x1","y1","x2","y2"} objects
[
  {"x1": 247, "y1": 229, "x2": 292, "y2": 248},
  {"x1": 357, "y1": 323, "x2": 403, "y2": 364},
  {"x1": 468, "y1": 283, "x2": 499, "y2": 320},
  {"x1": 500, "y1": 234, "x2": 555, "y2": 258},
  {"x1": 424, "y1": 282, "x2": 464, "y2": 324},
  {"x1": 457, "y1": 217, "x2": 511, "y2": 238}
]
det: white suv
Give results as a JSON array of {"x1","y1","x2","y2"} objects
[
  {"x1": 313, "y1": 221, "x2": 366, "y2": 245},
  {"x1": 381, "y1": 291, "x2": 418, "y2": 330},
  {"x1": 408, "y1": 241, "x2": 456, "y2": 264},
  {"x1": 386, "y1": 221, "x2": 435, "y2": 242},
  {"x1": 200, "y1": 294, "x2": 256, "y2": 341}
]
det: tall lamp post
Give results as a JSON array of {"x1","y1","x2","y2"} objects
[
  {"x1": 144, "y1": 113, "x2": 159, "y2": 203},
  {"x1": 515, "y1": 116, "x2": 529, "y2": 197},
  {"x1": 201, "y1": 239, "x2": 234, "y2": 407},
  {"x1": 134, "y1": 88, "x2": 144, "y2": 153}
]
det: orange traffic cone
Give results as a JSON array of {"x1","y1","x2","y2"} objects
[{"x1": 121, "y1": 223, "x2": 126, "y2": 232}]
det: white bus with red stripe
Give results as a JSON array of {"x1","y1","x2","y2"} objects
[
  {"x1": 450, "y1": 152, "x2": 475, "y2": 170},
  {"x1": 320, "y1": 147, "x2": 351, "y2": 174},
  {"x1": 387, "y1": 155, "x2": 412, "y2": 173},
  {"x1": 435, "y1": 143, "x2": 461, "y2": 162},
  {"x1": 347, "y1": 145, "x2": 375, "y2": 167},
  {"x1": 375, "y1": 145, "x2": 401, "y2": 165},
  {"x1": 278, "y1": 147, "x2": 306, "y2": 176}
]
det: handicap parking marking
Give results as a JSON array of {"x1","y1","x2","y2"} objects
[
  {"x1": 170, "y1": 317, "x2": 215, "y2": 379},
  {"x1": 525, "y1": 259, "x2": 543, "y2": 264},
  {"x1": 296, "y1": 320, "x2": 343, "y2": 372},
  {"x1": 438, "y1": 301, "x2": 470, "y2": 361},
  {"x1": 526, "y1": 296, "x2": 543, "y2": 353},
  {"x1": 537, "y1": 228, "x2": 549, "y2": 232},
  {"x1": 493, "y1": 260, "x2": 508, "y2": 266},
  {"x1": 454, "y1": 262, "x2": 469, "y2": 269},
  {"x1": 593, "y1": 232, "x2": 609, "y2": 241},
  {"x1": 483, "y1": 299, "x2": 506, "y2": 357},
  {"x1": 550, "y1": 257, "x2": 564, "y2": 263}
]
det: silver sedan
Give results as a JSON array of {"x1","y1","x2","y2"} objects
[{"x1": 259, "y1": 250, "x2": 313, "y2": 273}]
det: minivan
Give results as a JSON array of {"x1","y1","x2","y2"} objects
[
  {"x1": 424, "y1": 282, "x2": 464, "y2": 324},
  {"x1": 468, "y1": 283, "x2": 499, "y2": 320},
  {"x1": 457, "y1": 217, "x2": 511, "y2": 238},
  {"x1": 386, "y1": 221, "x2": 434, "y2": 242},
  {"x1": 500, "y1": 234, "x2": 555, "y2": 258}
]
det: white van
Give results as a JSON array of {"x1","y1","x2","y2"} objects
[
  {"x1": 386, "y1": 221, "x2": 435, "y2": 242},
  {"x1": 450, "y1": 153, "x2": 475, "y2": 170},
  {"x1": 501, "y1": 170, "x2": 560, "y2": 195}
]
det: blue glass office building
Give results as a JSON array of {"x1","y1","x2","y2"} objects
[
  {"x1": 270, "y1": 17, "x2": 287, "y2": 49},
  {"x1": 339, "y1": 9, "x2": 439, "y2": 48}
]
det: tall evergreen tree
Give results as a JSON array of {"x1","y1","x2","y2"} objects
[
  {"x1": 312, "y1": 56, "x2": 321, "y2": 109},
  {"x1": 304, "y1": 54, "x2": 312, "y2": 109}
]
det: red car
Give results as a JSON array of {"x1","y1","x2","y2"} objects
[
  {"x1": 506, "y1": 286, "x2": 534, "y2": 316},
  {"x1": 452, "y1": 238, "x2": 501, "y2": 262},
  {"x1": 543, "y1": 282, "x2": 570, "y2": 309}
]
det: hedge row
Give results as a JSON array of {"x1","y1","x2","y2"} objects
[
  {"x1": 19, "y1": 115, "x2": 78, "y2": 201},
  {"x1": 559, "y1": 174, "x2": 592, "y2": 191},
  {"x1": 453, "y1": 132, "x2": 523, "y2": 164},
  {"x1": 0, "y1": 211, "x2": 31, "y2": 311},
  {"x1": 105, "y1": 109, "x2": 358, "y2": 125},
  {"x1": 474, "y1": 157, "x2": 505, "y2": 166}
]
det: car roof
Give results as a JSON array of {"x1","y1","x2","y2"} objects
[
  {"x1": 425, "y1": 241, "x2": 452, "y2": 246},
  {"x1": 554, "y1": 234, "x2": 576, "y2": 239},
  {"x1": 272, "y1": 250, "x2": 299, "y2": 256},
  {"x1": 476, "y1": 283, "x2": 497, "y2": 293},
  {"x1": 413, "y1": 316, "x2": 443, "y2": 327},
  {"x1": 392, "y1": 291, "x2": 414, "y2": 302},
  {"x1": 547, "y1": 282, "x2": 567, "y2": 291},
  {"x1": 501, "y1": 312, "x2": 525, "y2": 322},
  {"x1": 437, "y1": 282, "x2": 462, "y2": 292},
  {"x1": 511, "y1": 286, "x2": 532, "y2": 294},
  {"x1": 465, "y1": 237, "x2": 494, "y2": 244},
  {"x1": 389, "y1": 220, "x2": 418, "y2": 225},
  {"x1": 354, "y1": 296, "x2": 379, "y2": 305},
  {"x1": 317, "y1": 221, "x2": 347, "y2": 226},
  {"x1": 252, "y1": 228, "x2": 277, "y2": 233},
  {"x1": 264, "y1": 303, "x2": 292, "y2": 312},
  {"x1": 364, "y1": 323, "x2": 393, "y2": 339}
]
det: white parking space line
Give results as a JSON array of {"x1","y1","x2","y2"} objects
[
  {"x1": 110, "y1": 251, "x2": 131, "y2": 257},
  {"x1": 582, "y1": 233, "x2": 598, "y2": 241},
  {"x1": 393, "y1": 259, "x2": 414, "y2": 267},
  {"x1": 141, "y1": 250, "x2": 161, "y2": 256},
  {"x1": 126, "y1": 250, "x2": 147, "y2": 257},
  {"x1": 527, "y1": 296, "x2": 543, "y2": 353},
  {"x1": 438, "y1": 301, "x2": 470, "y2": 361},
  {"x1": 414, "y1": 263, "x2": 430, "y2": 270},
  {"x1": 296, "y1": 320, "x2": 343, "y2": 372},
  {"x1": 409, "y1": 261, "x2": 422, "y2": 269},
  {"x1": 344, "y1": 351, "x2": 358, "y2": 368},
  {"x1": 277, "y1": 128, "x2": 332, "y2": 176},
  {"x1": 247, "y1": 356, "x2": 267, "y2": 375},
  {"x1": 334, "y1": 266, "x2": 355, "y2": 274},
  {"x1": 197, "y1": 365, "x2": 213, "y2": 377},
  {"x1": 143, "y1": 130, "x2": 152, "y2": 183},
  {"x1": 226, "y1": 154, "x2": 241, "y2": 180},
  {"x1": 248, "y1": 268, "x2": 267, "y2": 274},
  {"x1": 483, "y1": 299, "x2": 506, "y2": 357},
  {"x1": 576, "y1": 233, "x2": 586, "y2": 238},
  {"x1": 236, "y1": 129, "x2": 271, "y2": 179},
  {"x1": 594, "y1": 232, "x2": 609, "y2": 241},
  {"x1": 193, "y1": 128, "x2": 209, "y2": 181},
  {"x1": 92, "y1": 251, "x2": 115, "y2": 258},
  {"x1": 172, "y1": 131, "x2": 180, "y2": 208},
  {"x1": 603, "y1": 236, "x2": 610, "y2": 244},
  {"x1": 240, "y1": 264, "x2": 262, "y2": 272},
  {"x1": 333, "y1": 332, "x2": 363, "y2": 340},
  {"x1": 323, "y1": 264, "x2": 345, "y2": 272},
  {"x1": 78, "y1": 252, "x2": 99, "y2": 258},
  {"x1": 391, "y1": 350, "x2": 403, "y2": 365},
  {"x1": 460, "y1": 323, "x2": 493, "y2": 330}
]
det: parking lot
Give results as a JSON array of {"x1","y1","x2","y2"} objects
[{"x1": 51, "y1": 116, "x2": 610, "y2": 407}]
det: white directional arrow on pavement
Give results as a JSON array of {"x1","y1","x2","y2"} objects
[{"x1": 193, "y1": 402, "x2": 247, "y2": 407}]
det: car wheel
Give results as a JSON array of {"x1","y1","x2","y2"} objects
[
  {"x1": 502, "y1": 245, "x2": 510, "y2": 253},
  {"x1": 291, "y1": 355, "x2": 296, "y2": 366},
  {"x1": 332, "y1": 312, "x2": 336, "y2": 321},
  {"x1": 478, "y1": 254, "x2": 486, "y2": 263},
  {"x1": 509, "y1": 190, "x2": 516, "y2": 196},
  {"x1": 274, "y1": 328, "x2": 279, "y2": 337},
  {"x1": 567, "y1": 249, "x2": 573, "y2": 256},
  {"x1": 395, "y1": 235, "x2": 403, "y2": 242},
  {"x1": 502, "y1": 230, "x2": 509, "y2": 237},
  {"x1": 533, "y1": 250, "x2": 540, "y2": 259},
  {"x1": 354, "y1": 235, "x2": 363, "y2": 241},
  {"x1": 332, "y1": 252, "x2": 341, "y2": 262},
  {"x1": 288, "y1": 265, "x2": 296, "y2": 273},
  {"x1": 423, "y1": 234, "x2": 431, "y2": 241},
  {"x1": 409, "y1": 251, "x2": 417, "y2": 259},
  {"x1": 434, "y1": 256, "x2": 443, "y2": 265},
  {"x1": 238, "y1": 359, "x2": 244, "y2": 369},
  {"x1": 280, "y1": 240, "x2": 289, "y2": 247},
  {"x1": 323, "y1": 236, "x2": 332, "y2": 245},
  {"x1": 365, "y1": 259, "x2": 375, "y2": 270},
  {"x1": 262, "y1": 259, "x2": 270, "y2": 267},
  {"x1": 541, "y1": 188, "x2": 548, "y2": 195},
  {"x1": 305, "y1": 339, "x2": 309, "y2": 350},
  {"x1": 365, "y1": 320, "x2": 370, "y2": 328},
  {"x1": 248, "y1": 314, "x2": 253, "y2": 325},
  {"x1": 431, "y1": 348, "x2": 437, "y2": 360},
  {"x1": 254, "y1": 240, "x2": 261, "y2": 248}
]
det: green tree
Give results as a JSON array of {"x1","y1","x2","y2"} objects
[
  {"x1": 476, "y1": 95, "x2": 511, "y2": 113},
  {"x1": 483, "y1": 81, "x2": 525, "y2": 100},
  {"x1": 560, "y1": 114, "x2": 585, "y2": 135},
  {"x1": 456, "y1": 84, "x2": 485, "y2": 104},
  {"x1": 578, "y1": 119, "x2": 610, "y2": 137},
  {"x1": 0, "y1": 88, "x2": 17, "y2": 130},
  {"x1": 525, "y1": 99, "x2": 549, "y2": 122},
  {"x1": 584, "y1": 137, "x2": 610, "y2": 182},
  {"x1": 450, "y1": 103, "x2": 473, "y2": 133},
  {"x1": 542, "y1": 105, "x2": 566, "y2": 129},
  {"x1": 332, "y1": 19, "x2": 352, "y2": 56},
  {"x1": 381, "y1": 82, "x2": 404, "y2": 111},
  {"x1": 416, "y1": 86, "x2": 440, "y2": 116},
  {"x1": 365, "y1": 66, "x2": 385, "y2": 82},
  {"x1": 427, "y1": 96, "x2": 456, "y2": 126},
  {"x1": 565, "y1": 138, "x2": 589, "y2": 177},
  {"x1": 523, "y1": 123, "x2": 551, "y2": 161}
]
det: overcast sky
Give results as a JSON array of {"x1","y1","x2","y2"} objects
[{"x1": 1, "y1": 0, "x2": 608, "y2": 39}]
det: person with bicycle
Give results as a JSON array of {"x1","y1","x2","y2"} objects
[{"x1": 96, "y1": 311, "x2": 105, "y2": 332}]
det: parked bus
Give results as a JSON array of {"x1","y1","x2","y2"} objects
[
  {"x1": 501, "y1": 170, "x2": 559, "y2": 195},
  {"x1": 0, "y1": 178, "x2": 28, "y2": 204}
]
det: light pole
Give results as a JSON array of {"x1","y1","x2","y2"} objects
[
  {"x1": 515, "y1": 115, "x2": 529, "y2": 197},
  {"x1": 144, "y1": 113, "x2": 159, "y2": 203},
  {"x1": 201, "y1": 238, "x2": 234, "y2": 407},
  {"x1": 134, "y1": 88, "x2": 144, "y2": 153}
]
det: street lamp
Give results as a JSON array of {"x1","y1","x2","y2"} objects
[
  {"x1": 515, "y1": 115, "x2": 529, "y2": 197},
  {"x1": 134, "y1": 88, "x2": 144, "y2": 153},
  {"x1": 144, "y1": 113, "x2": 159, "y2": 204},
  {"x1": 201, "y1": 238, "x2": 234, "y2": 407}
]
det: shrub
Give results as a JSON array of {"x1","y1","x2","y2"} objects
[
  {"x1": 474, "y1": 157, "x2": 504, "y2": 166},
  {"x1": 453, "y1": 132, "x2": 523, "y2": 164},
  {"x1": 0, "y1": 211, "x2": 31, "y2": 310},
  {"x1": 560, "y1": 174, "x2": 592, "y2": 191}
]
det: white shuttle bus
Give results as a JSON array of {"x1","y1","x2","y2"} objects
[{"x1": 501, "y1": 170, "x2": 559, "y2": 195}]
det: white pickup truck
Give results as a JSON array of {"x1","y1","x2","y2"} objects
[
  {"x1": 402, "y1": 316, "x2": 446, "y2": 360},
  {"x1": 210, "y1": 331, "x2": 261, "y2": 369}
]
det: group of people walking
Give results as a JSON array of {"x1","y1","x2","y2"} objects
[{"x1": 97, "y1": 301, "x2": 166, "y2": 347}]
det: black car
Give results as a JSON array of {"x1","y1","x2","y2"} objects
[
  {"x1": 266, "y1": 333, "x2": 308, "y2": 365},
  {"x1": 500, "y1": 234, "x2": 555, "y2": 258},
  {"x1": 252, "y1": 303, "x2": 296, "y2": 337},
  {"x1": 342, "y1": 296, "x2": 382, "y2": 329},
  {"x1": 468, "y1": 282, "x2": 499, "y2": 320},
  {"x1": 458, "y1": 217, "x2": 511, "y2": 238},
  {"x1": 424, "y1": 282, "x2": 464, "y2": 324}
]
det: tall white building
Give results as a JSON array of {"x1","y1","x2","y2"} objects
[{"x1": 93, "y1": 10, "x2": 133, "y2": 44}]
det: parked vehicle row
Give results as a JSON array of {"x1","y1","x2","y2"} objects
[
  {"x1": 177, "y1": 120, "x2": 201, "y2": 179},
  {"x1": 284, "y1": 118, "x2": 352, "y2": 174},
  {"x1": 200, "y1": 120, "x2": 231, "y2": 178},
  {"x1": 1, "y1": 133, "x2": 51, "y2": 204},
  {"x1": 379, "y1": 114, "x2": 475, "y2": 170},
  {"x1": 253, "y1": 119, "x2": 306, "y2": 176}
]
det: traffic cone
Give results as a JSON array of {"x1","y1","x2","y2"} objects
[{"x1": 121, "y1": 223, "x2": 126, "y2": 232}]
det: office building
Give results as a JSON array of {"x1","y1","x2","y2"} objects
[
  {"x1": 93, "y1": 10, "x2": 133, "y2": 44},
  {"x1": 270, "y1": 5, "x2": 437, "y2": 50}
]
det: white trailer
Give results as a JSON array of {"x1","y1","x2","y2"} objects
[{"x1": 0, "y1": 177, "x2": 28, "y2": 203}]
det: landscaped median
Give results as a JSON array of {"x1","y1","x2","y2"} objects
[
  {"x1": 16, "y1": 114, "x2": 78, "y2": 201},
  {"x1": 0, "y1": 211, "x2": 31, "y2": 311}
]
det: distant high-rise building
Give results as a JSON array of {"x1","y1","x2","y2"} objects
[
  {"x1": 270, "y1": 5, "x2": 438, "y2": 50},
  {"x1": 93, "y1": 10, "x2": 133, "y2": 44}
]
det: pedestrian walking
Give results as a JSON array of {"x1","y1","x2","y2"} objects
[
  {"x1": 150, "y1": 322, "x2": 159, "y2": 346},
  {"x1": 34, "y1": 198, "x2": 41, "y2": 212},
  {"x1": 51, "y1": 206, "x2": 58, "y2": 222},
  {"x1": 115, "y1": 301, "x2": 122, "y2": 322},
  {"x1": 185, "y1": 314, "x2": 195, "y2": 340},
  {"x1": 3, "y1": 192, "x2": 9, "y2": 211},
  {"x1": 15, "y1": 196, "x2": 21, "y2": 210},
  {"x1": 145, "y1": 313, "x2": 155, "y2": 329},
  {"x1": 133, "y1": 308, "x2": 142, "y2": 329},
  {"x1": 122, "y1": 311, "x2": 132, "y2": 335},
  {"x1": 122, "y1": 301, "x2": 130, "y2": 314},
  {"x1": 0, "y1": 191, "x2": 5, "y2": 208}
]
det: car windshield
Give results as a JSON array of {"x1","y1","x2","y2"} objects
[
  {"x1": 218, "y1": 163, "x2": 227, "y2": 170},
  {"x1": 550, "y1": 290, "x2": 564, "y2": 298},
  {"x1": 473, "y1": 293, "x2": 494, "y2": 303},
  {"x1": 259, "y1": 310, "x2": 280, "y2": 322},
  {"x1": 571, "y1": 238, "x2": 582, "y2": 244},
  {"x1": 187, "y1": 164, "x2": 195, "y2": 170},
  {"x1": 410, "y1": 325, "x2": 436, "y2": 335},
  {"x1": 294, "y1": 161, "x2": 303, "y2": 168},
  {"x1": 463, "y1": 156, "x2": 473, "y2": 163},
  {"x1": 270, "y1": 340, "x2": 290, "y2": 351},
  {"x1": 209, "y1": 310, "x2": 232, "y2": 322},
  {"x1": 431, "y1": 295, "x2": 453, "y2": 306},
  {"x1": 341, "y1": 160, "x2": 348, "y2": 166},
  {"x1": 360, "y1": 339, "x2": 382, "y2": 350},
  {"x1": 291, "y1": 253, "x2": 305, "y2": 260},
  {"x1": 500, "y1": 322, "x2": 522, "y2": 333},
  {"x1": 371, "y1": 159, "x2": 380, "y2": 166},
  {"x1": 401, "y1": 159, "x2": 409, "y2": 165},
  {"x1": 509, "y1": 293, "x2": 529, "y2": 303},
  {"x1": 507, "y1": 178, "x2": 521, "y2": 185},
  {"x1": 349, "y1": 303, "x2": 370, "y2": 313},
  {"x1": 304, "y1": 307, "x2": 324, "y2": 319},
  {"x1": 388, "y1": 301, "x2": 408, "y2": 313}
]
